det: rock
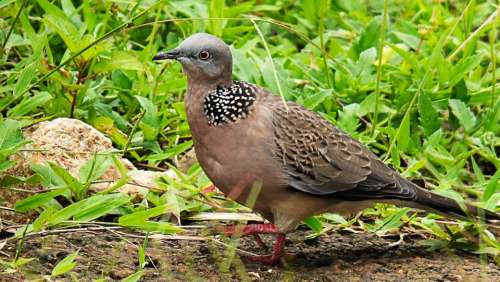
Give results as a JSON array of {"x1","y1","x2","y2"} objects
[
  {"x1": 8, "y1": 118, "x2": 135, "y2": 184},
  {"x1": 2, "y1": 118, "x2": 178, "y2": 209}
]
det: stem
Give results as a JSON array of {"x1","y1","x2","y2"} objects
[
  {"x1": 372, "y1": 0, "x2": 388, "y2": 136},
  {"x1": 318, "y1": 1, "x2": 332, "y2": 89},
  {"x1": 448, "y1": 8, "x2": 498, "y2": 61},
  {"x1": 251, "y1": 19, "x2": 288, "y2": 110},
  {"x1": 487, "y1": 5, "x2": 499, "y2": 127},
  {"x1": 1, "y1": 0, "x2": 27, "y2": 51}
]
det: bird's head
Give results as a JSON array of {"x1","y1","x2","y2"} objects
[{"x1": 154, "y1": 33, "x2": 232, "y2": 84}]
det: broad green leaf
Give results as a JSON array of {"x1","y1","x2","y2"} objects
[
  {"x1": 353, "y1": 17, "x2": 381, "y2": 56},
  {"x1": 48, "y1": 194, "x2": 129, "y2": 225},
  {"x1": 14, "y1": 61, "x2": 38, "y2": 98},
  {"x1": 449, "y1": 99, "x2": 476, "y2": 132},
  {"x1": 397, "y1": 113, "x2": 410, "y2": 151},
  {"x1": 417, "y1": 217, "x2": 449, "y2": 239},
  {"x1": 78, "y1": 154, "x2": 113, "y2": 183},
  {"x1": 393, "y1": 31, "x2": 420, "y2": 50},
  {"x1": 120, "y1": 221, "x2": 183, "y2": 234},
  {"x1": 0, "y1": 160, "x2": 15, "y2": 173},
  {"x1": 14, "y1": 188, "x2": 67, "y2": 213},
  {"x1": 358, "y1": 92, "x2": 395, "y2": 116},
  {"x1": 322, "y1": 213, "x2": 347, "y2": 224},
  {"x1": 31, "y1": 163, "x2": 65, "y2": 188},
  {"x1": 136, "y1": 96, "x2": 160, "y2": 140},
  {"x1": 93, "y1": 51, "x2": 144, "y2": 73},
  {"x1": 33, "y1": 206, "x2": 56, "y2": 231},
  {"x1": 37, "y1": 0, "x2": 69, "y2": 20},
  {"x1": 42, "y1": 13, "x2": 80, "y2": 53},
  {"x1": 355, "y1": 47, "x2": 377, "y2": 79},
  {"x1": 165, "y1": 189, "x2": 182, "y2": 222},
  {"x1": 470, "y1": 157, "x2": 485, "y2": 184},
  {"x1": 372, "y1": 208, "x2": 409, "y2": 233},
  {"x1": 303, "y1": 216, "x2": 323, "y2": 233},
  {"x1": 48, "y1": 162, "x2": 84, "y2": 198},
  {"x1": 418, "y1": 92, "x2": 440, "y2": 136},
  {"x1": 121, "y1": 270, "x2": 144, "y2": 282},
  {"x1": 119, "y1": 204, "x2": 172, "y2": 225},
  {"x1": 0, "y1": 0, "x2": 15, "y2": 9},
  {"x1": 0, "y1": 119, "x2": 24, "y2": 151},
  {"x1": 0, "y1": 174, "x2": 41, "y2": 187},
  {"x1": 73, "y1": 194, "x2": 130, "y2": 221},
  {"x1": 302, "y1": 90, "x2": 331, "y2": 110},
  {"x1": 41, "y1": 9, "x2": 106, "y2": 60},
  {"x1": 336, "y1": 103, "x2": 360, "y2": 134},
  {"x1": 390, "y1": 145, "x2": 401, "y2": 168},
  {"x1": 449, "y1": 55, "x2": 482, "y2": 86},
  {"x1": 483, "y1": 169, "x2": 500, "y2": 202},
  {"x1": 8, "y1": 91, "x2": 52, "y2": 117},
  {"x1": 51, "y1": 251, "x2": 78, "y2": 276},
  {"x1": 208, "y1": 0, "x2": 225, "y2": 36},
  {"x1": 485, "y1": 193, "x2": 500, "y2": 212},
  {"x1": 138, "y1": 234, "x2": 148, "y2": 269},
  {"x1": 118, "y1": 204, "x2": 183, "y2": 234},
  {"x1": 13, "y1": 257, "x2": 34, "y2": 267},
  {"x1": 146, "y1": 141, "x2": 193, "y2": 162}
]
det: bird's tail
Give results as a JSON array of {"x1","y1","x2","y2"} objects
[{"x1": 399, "y1": 177, "x2": 499, "y2": 223}]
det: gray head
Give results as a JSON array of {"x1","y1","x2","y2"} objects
[{"x1": 154, "y1": 33, "x2": 232, "y2": 84}]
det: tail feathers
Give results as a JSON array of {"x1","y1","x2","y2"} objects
[{"x1": 400, "y1": 178, "x2": 500, "y2": 223}]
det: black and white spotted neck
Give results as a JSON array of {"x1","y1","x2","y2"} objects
[{"x1": 203, "y1": 81, "x2": 257, "y2": 126}]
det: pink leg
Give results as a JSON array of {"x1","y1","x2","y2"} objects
[
  {"x1": 244, "y1": 233, "x2": 285, "y2": 265},
  {"x1": 223, "y1": 223, "x2": 285, "y2": 265}
]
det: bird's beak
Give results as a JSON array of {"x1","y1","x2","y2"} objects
[{"x1": 153, "y1": 49, "x2": 180, "y2": 61}]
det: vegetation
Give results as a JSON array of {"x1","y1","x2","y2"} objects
[{"x1": 0, "y1": 0, "x2": 499, "y2": 278}]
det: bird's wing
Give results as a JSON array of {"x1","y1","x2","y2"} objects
[{"x1": 271, "y1": 103, "x2": 415, "y2": 200}]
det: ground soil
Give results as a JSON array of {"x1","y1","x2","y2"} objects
[{"x1": 1, "y1": 223, "x2": 498, "y2": 282}]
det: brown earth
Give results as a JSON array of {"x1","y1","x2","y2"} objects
[{"x1": 1, "y1": 223, "x2": 498, "y2": 282}]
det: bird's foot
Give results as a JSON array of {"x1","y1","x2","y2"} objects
[
  {"x1": 222, "y1": 223, "x2": 278, "y2": 252},
  {"x1": 241, "y1": 233, "x2": 286, "y2": 266},
  {"x1": 218, "y1": 224, "x2": 286, "y2": 265}
]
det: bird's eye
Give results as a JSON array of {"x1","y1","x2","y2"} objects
[{"x1": 198, "y1": 50, "x2": 211, "y2": 60}]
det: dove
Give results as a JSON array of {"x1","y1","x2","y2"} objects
[{"x1": 154, "y1": 33, "x2": 499, "y2": 265}]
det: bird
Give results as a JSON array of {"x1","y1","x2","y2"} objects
[{"x1": 154, "y1": 33, "x2": 499, "y2": 265}]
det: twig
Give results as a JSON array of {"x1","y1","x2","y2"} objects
[
  {"x1": 448, "y1": 9, "x2": 498, "y2": 60},
  {"x1": 114, "y1": 230, "x2": 260, "y2": 257},
  {"x1": 0, "y1": 206, "x2": 16, "y2": 212},
  {"x1": 135, "y1": 163, "x2": 168, "y2": 171},
  {"x1": 387, "y1": 233, "x2": 404, "y2": 248}
]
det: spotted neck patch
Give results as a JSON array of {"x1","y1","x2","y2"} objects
[{"x1": 203, "y1": 81, "x2": 257, "y2": 126}]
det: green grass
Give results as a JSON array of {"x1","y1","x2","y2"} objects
[{"x1": 0, "y1": 0, "x2": 499, "y2": 275}]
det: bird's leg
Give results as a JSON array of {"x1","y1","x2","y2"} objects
[
  {"x1": 223, "y1": 223, "x2": 285, "y2": 265},
  {"x1": 224, "y1": 224, "x2": 272, "y2": 252},
  {"x1": 243, "y1": 233, "x2": 286, "y2": 265}
]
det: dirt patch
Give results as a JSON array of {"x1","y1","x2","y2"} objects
[{"x1": 1, "y1": 225, "x2": 498, "y2": 281}]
